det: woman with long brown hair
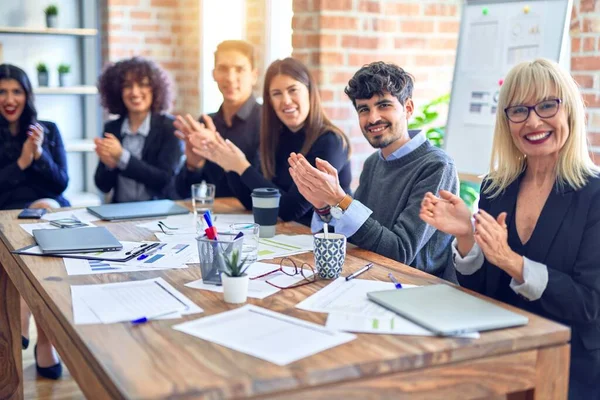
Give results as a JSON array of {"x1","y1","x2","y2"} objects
[{"x1": 194, "y1": 57, "x2": 351, "y2": 226}]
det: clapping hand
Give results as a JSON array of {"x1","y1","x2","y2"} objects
[
  {"x1": 288, "y1": 153, "x2": 345, "y2": 206},
  {"x1": 473, "y1": 210, "x2": 523, "y2": 280},
  {"x1": 196, "y1": 131, "x2": 250, "y2": 175},
  {"x1": 27, "y1": 123, "x2": 44, "y2": 160}
]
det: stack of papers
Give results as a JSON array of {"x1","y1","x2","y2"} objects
[
  {"x1": 72, "y1": 277, "x2": 203, "y2": 324},
  {"x1": 296, "y1": 278, "x2": 479, "y2": 338},
  {"x1": 185, "y1": 262, "x2": 314, "y2": 299},
  {"x1": 173, "y1": 305, "x2": 355, "y2": 365}
]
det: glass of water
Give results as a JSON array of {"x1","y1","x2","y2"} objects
[
  {"x1": 191, "y1": 181, "x2": 216, "y2": 217},
  {"x1": 229, "y1": 223, "x2": 260, "y2": 266}
]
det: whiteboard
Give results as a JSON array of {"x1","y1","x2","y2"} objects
[{"x1": 444, "y1": 0, "x2": 572, "y2": 177}]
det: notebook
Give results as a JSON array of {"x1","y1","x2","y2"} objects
[
  {"x1": 87, "y1": 200, "x2": 190, "y2": 221},
  {"x1": 32, "y1": 227, "x2": 122, "y2": 254},
  {"x1": 367, "y1": 284, "x2": 528, "y2": 336}
]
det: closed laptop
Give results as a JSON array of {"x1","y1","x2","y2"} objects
[
  {"x1": 367, "y1": 284, "x2": 528, "y2": 336},
  {"x1": 87, "y1": 200, "x2": 190, "y2": 221},
  {"x1": 33, "y1": 227, "x2": 122, "y2": 254}
]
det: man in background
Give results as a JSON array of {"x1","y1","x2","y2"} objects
[{"x1": 174, "y1": 40, "x2": 261, "y2": 198}]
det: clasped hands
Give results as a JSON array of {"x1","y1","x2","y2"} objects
[
  {"x1": 174, "y1": 113, "x2": 249, "y2": 175},
  {"x1": 419, "y1": 190, "x2": 524, "y2": 281},
  {"x1": 94, "y1": 133, "x2": 124, "y2": 170},
  {"x1": 288, "y1": 152, "x2": 346, "y2": 210},
  {"x1": 18, "y1": 123, "x2": 45, "y2": 170}
]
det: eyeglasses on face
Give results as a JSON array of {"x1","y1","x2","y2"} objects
[
  {"x1": 249, "y1": 257, "x2": 316, "y2": 290},
  {"x1": 504, "y1": 98, "x2": 562, "y2": 123}
]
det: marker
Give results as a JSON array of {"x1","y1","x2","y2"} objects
[
  {"x1": 203, "y1": 211, "x2": 218, "y2": 240},
  {"x1": 388, "y1": 273, "x2": 402, "y2": 289},
  {"x1": 345, "y1": 263, "x2": 373, "y2": 281}
]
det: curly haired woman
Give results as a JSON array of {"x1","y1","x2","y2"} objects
[{"x1": 94, "y1": 57, "x2": 183, "y2": 202}]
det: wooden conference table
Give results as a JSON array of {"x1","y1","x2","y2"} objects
[{"x1": 0, "y1": 199, "x2": 570, "y2": 399}]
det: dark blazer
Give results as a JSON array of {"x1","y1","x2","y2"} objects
[
  {"x1": 457, "y1": 173, "x2": 600, "y2": 397},
  {"x1": 0, "y1": 120, "x2": 70, "y2": 210},
  {"x1": 94, "y1": 113, "x2": 183, "y2": 201}
]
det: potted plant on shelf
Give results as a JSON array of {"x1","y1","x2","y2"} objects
[
  {"x1": 44, "y1": 4, "x2": 58, "y2": 28},
  {"x1": 58, "y1": 64, "x2": 70, "y2": 87},
  {"x1": 37, "y1": 63, "x2": 49, "y2": 87},
  {"x1": 221, "y1": 250, "x2": 250, "y2": 304}
]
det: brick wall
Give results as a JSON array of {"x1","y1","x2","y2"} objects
[
  {"x1": 101, "y1": 0, "x2": 200, "y2": 115},
  {"x1": 571, "y1": 0, "x2": 600, "y2": 157},
  {"x1": 291, "y1": 0, "x2": 461, "y2": 185},
  {"x1": 246, "y1": 0, "x2": 267, "y2": 98}
]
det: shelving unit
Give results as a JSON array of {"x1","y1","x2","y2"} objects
[
  {"x1": 34, "y1": 85, "x2": 98, "y2": 95},
  {"x1": 0, "y1": 1, "x2": 102, "y2": 206},
  {"x1": 0, "y1": 26, "x2": 97, "y2": 36}
]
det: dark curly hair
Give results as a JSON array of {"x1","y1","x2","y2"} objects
[
  {"x1": 345, "y1": 61, "x2": 414, "y2": 108},
  {"x1": 97, "y1": 57, "x2": 173, "y2": 116}
]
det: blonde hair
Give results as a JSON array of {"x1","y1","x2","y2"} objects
[{"x1": 485, "y1": 58, "x2": 599, "y2": 198}]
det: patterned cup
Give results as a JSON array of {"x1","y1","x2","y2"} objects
[{"x1": 313, "y1": 233, "x2": 346, "y2": 279}]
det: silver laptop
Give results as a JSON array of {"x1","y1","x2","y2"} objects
[
  {"x1": 33, "y1": 227, "x2": 122, "y2": 254},
  {"x1": 87, "y1": 200, "x2": 190, "y2": 221},
  {"x1": 367, "y1": 284, "x2": 528, "y2": 336}
]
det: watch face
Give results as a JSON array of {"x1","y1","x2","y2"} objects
[{"x1": 330, "y1": 206, "x2": 343, "y2": 219}]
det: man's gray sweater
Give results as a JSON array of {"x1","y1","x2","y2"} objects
[{"x1": 350, "y1": 140, "x2": 458, "y2": 279}]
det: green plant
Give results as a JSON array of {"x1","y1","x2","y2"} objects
[
  {"x1": 223, "y1": 250, "x2": 249, "y2": 277},
  {"x1": 36, "y1": 63, "x2": 48, "y2": 73},
  {"x1": 45, "y1": 4, "x2": 58, "y2": 16},
  {"x1": 58, "y1": 63, "x2": 70, "y2": 74},
  {"x1": 409, "y1": 93, "x2": 481, "y2": 210}
]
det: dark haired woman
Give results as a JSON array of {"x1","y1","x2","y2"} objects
[
  {"x1": 94, "y1": 56, "x2": 182, "y2": 202},
  {"x1": 0, "y1": 63, "x2": 68, "y2": 379},
  {"x1": 191, "y1": 57, "x2": 351, "y2": 226}
]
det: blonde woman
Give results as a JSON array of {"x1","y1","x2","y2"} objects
[{"x1": 420, "y1": 59, "x2": 600, "y2": 399}]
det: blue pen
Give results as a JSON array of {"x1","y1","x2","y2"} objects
[
  {"x1": 388, "y1": 273, "x2": 403, "y2": 289},
  {"x1": 131, "y1": 310, "x2": 179, "y2": 325},
  {"x1": 137, "y1": 254, "x2": 149, "y2": 261}
]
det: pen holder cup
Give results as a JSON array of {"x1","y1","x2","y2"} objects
[
  {"x1": 196, "y1": 234, "x2": 243, "y2": 285},
  {"x1": 313, "y1": 233, "x2": 346, "y2": 280}
]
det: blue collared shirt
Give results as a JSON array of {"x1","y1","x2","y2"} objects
[
  {"x1": 311, "y1": 130, "x2": 425, "y2": 237},
  {"x1": 115, "y1": 112, "x2": 152, "y2": 203}
]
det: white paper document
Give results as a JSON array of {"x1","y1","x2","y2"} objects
[
  {"x1": 63, "y1": 257, "x2": 188, "y2": 276},
  {"x1": 42, "y1": 208, "x2": 100, "y2": 223},
  {"x1": 185, "y1": 262, "x2": 314, "y2": 299},
  {"x1": 296, "y1": 277, "x2": 416, "y2": 317},
  {"x1": 20, "y1": 222, "x2": 95, "y2": 236},
  {"x1": 258, "y1": 234, "x2": 313, "y2": 260},
  {"x1": 325, "y1": 313, "x2": 480, "y2": 339},
  {"x1": 71, "y1": 277, "x2": 203, "y2": 324},
  {"x1": 173, "y1": 305, "x2": 356, "y2": 365},
  {"x1": 137, "y1": 213, "x2": 254, "y2": 235}
]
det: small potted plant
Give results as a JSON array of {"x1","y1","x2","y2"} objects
[
  {"x1": 221, "y1": 250, "x2": 250, "y2": 304},
  {"x1": 45, "y1": 4, "x2": 58, "y2": 28},
  {"x1": 57, "y1": 63, "x2": 70, "y2": 87},
  {"x1": 37, "y1": 63, "x2": 49, "y2": 87}
]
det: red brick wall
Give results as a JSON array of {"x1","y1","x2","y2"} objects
[
  {"x1": 101, "y1": 0, "x2": 200, "y2": 115},
  {"x1": 291, "y1": 0, "x2": 461, "y2": 185},
  {"x1": 571, "y1": 0, "x2": 600, "y2": 157}
]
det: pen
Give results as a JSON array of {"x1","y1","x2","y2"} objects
[
  {"x1": 388, "y1": 273, "x2": 402, "y2": 289},
  {"x1": 130, "y1": 310, "x2": 180, "y2": 325},
  {"x1": 345, "y1": 263, "x2": 373, "y2": 281}
]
